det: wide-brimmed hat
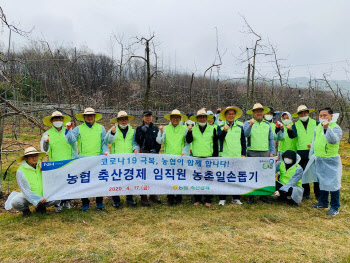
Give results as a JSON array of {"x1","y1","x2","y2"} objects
[
  {"x1": 111, "y1": 111, "x2": 134, "y2": 123},
  {"x1": 43, "y1": 111, "x2": 71, "y2": 126},
  {"x1": 76, "y1": 107, "x2": 102, "y2": 121},
  {"x1": 164, "y1": 109, "x2": 187, "y2": 121},
  {"x1": 190, "y1": 109, "x2": 214, "y2": 122},
  {"x1": 247, "y1": 103, "x2": 270, "y2": 115},
  {"x1": 219, "y1": 106, "x2": 243, "y2": 121},
  {"x1": 292, "y1": 105, "x2": 315, "y2": 117},
  {"x1": 206, "y1": 110, "x2": 216, "y2": 120},
  {"x1": 17, "y1": 146, "x2": 46, "y2": 163}
]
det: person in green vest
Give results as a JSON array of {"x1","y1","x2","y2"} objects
[
  {"x1": 264, "y1": 107, "x2": 278, "y2": 140},
  {"x1": 287, "y1": 105, "x2": 319, "y2": 200},
  {"x1": 186, "y1": 109, "x2": 219, "y2": 208},
  {"x1": 185, "y1": 113, "x2": 195, "y2": 156},
  {"x1": 273, "y1": 150, "x2": 304, "y2": 205},
  {"x1": 243, "y1": 103, "x2": 275, "y2": 204},
  {"x1": 207, "y1": 110, "x2": 218, "y2": 131},
  {"x1": 276, "y1": 111, "x2": 297, "y2": 158},
  {"x1": 217, "y1": 106, "x2": 246, "y2": 206},
  {"x1": 214, "y1": 108, "x2": 224, "y2": 126},
  {"x1": 104, "y1": 111, "x2": 138, "y2": 208},
  {"x1": 306, "y1": 107, "x2": 343, "y2": 216},
  {"x1": 157, "y1": 109, "x2": 189, "y2": 205},
  {"x1": 65, "y1": 107, "x2": 109, "y2": 211},
  {"x1": 5, "y1": 147, "x2": 60, "y2": 217},
  {"x1": 41, "y1": 111, "x2": 77, "y2": 212}
]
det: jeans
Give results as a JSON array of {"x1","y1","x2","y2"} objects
[{"x1": 319, "y1": 190, "x2": 340, "y2": 210}]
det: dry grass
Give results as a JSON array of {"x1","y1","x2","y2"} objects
[{"x1": 0, "y1": 125, "x2": 349, "y2": 262}]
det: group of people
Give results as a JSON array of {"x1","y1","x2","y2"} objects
[{"x1": 4, "y1": 103, "x2": 343, "y2": 217}]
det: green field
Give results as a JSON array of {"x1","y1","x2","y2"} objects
[{"x1": 0, "y1": 132, "x2": 349, "y2": 262}]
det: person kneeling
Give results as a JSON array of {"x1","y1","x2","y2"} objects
[
  {"x1": 5, "y1": 147, "x2": 60, "y2": 217},
  {"x1": 274, "y1": 150, "x2": 304, "y2": 206}
]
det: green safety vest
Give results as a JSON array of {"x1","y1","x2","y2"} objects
[
  {"x1": 270, "y1": 122, "x2": 277, "y2": 140},
  {"x1": 19, "y1": 162, "x2": 43, "y2": 196},
  {"x1": 219, "y1": 121, "x2": 242, "y2": 157},
  {"x1": 278, "y1": 126, "x2": 297, "y2": 153},
  {"x1": 247, "y1": 120, "x2": 270, "y2": 151},
  {"x1": 314, "y1": 123, "x2": 340, "y2": 157},
  {"x1": 164, "y1": 124, "x2": 187, "y2": 155},
  {"x1": 270, "y1": 122, "x2": 276, "y2": 132},
  {"x1": 295, "y1": 118, "x2": 317, "y2": 150},
  {"x1": 111, "y1": 126, "x2": 134, "y2": 154},
  {"x1": 235, "y1": 120, "x2": 243, "y2": 126},
  {"x1": 78, "y1": 122, "x2": 103, "y2": 156},
  {"x1": 192, "y1": 124, "x2": 214, "y2": 157},
  {"x1": 279, "y1": 162, "x2": 302, "y2": 187},
  {"x1": 46, "y1": 127, "x2": 73, "y2": 161}
]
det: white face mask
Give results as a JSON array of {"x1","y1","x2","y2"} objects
[
  {"x1": 264, "y1": 115, "x2": 273, "y2": 121},
  {"x1": 53, "y1": 121, "x2": 63, "y2": 128},
  {"x1": 119, "y1": 124, "x2": 128, "y2": 129},
  {"x1": 284, "y1": 158, "x2": 293, "y2": 165},
  {"x1": 319, "y1": 118, "x2": 328, "y2": 124},
  {"x1": 198, "y1": 122, "x2": 206, "y2": 127},
  {"x1": 282, "y1": 119, "x2": 292, "y2": 125},
  {"x1": 299, "y1": 116, "x2": 309, "y2": 122}
]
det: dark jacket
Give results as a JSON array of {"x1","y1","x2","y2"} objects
[{"x1": 135, "y1": 122, "x2": 161, "y2": 153}]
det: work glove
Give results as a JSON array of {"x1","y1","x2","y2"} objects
[
  {"x1": 66, "y1": 122, "x2": 72, "y2": 130},
  {"x1": 43, "y1": 135, "x2": 49, "y2": 142}
]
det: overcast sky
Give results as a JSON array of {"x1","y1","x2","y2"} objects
[{"x1": 1, "y1": 0, "x2": 350, "y2": 81}]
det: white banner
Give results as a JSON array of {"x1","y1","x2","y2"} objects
[{"x1": 42, "y1": 154, "x2": 277, "y2": 201}]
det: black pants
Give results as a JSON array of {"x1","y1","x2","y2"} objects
[
  {"x1": 276, "y1": 181, "x2": 293, "y2": 197},
  {"x1": 298, "y1": 150, "x2": 320, "y2": 199},
  {"x1": 112, "y1": 195, "x2": 133, "y2": 204},
  {"x1": 81, "y1": 197, "x2": 103, "y2": 205},
  {"x1": 194, "y1": 195, "x2": 213, "y2": 203},
  {"x1": 302, "y1": 182, "x2": 320, "y2": 199},
  {"x1": 219, "y1": 195, "x2": 240, "y2": 200},
  {"x1": 167, "y1": 195, "x2": 182, "y2": 204}
]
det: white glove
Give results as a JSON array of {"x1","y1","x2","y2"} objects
[
  {"x1": 66, "y1": 122, "x2": 72, "y2": 130},
  {"x1": 43, "y1": 135, "x2": 49, "y2": 143},
  {"x1": 273, "y1": 191, "x2": 280, "y2": 197}
]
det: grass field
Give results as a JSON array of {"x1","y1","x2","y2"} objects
[{"x1": 0, "y1": 127, "x2": 349, "y2": 262}]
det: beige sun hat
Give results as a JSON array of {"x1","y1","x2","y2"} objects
[
  {"x1": 247, "y1": 103, "x2": 270, "y2": 115},
  {"x1": 219, "y1": 106, "x2": 243, "y2": 121},
  {"x1": 164, "y1": 109, "x2": 187, "y2": 121},
  {"x1": 17, "y1": 146, "x2": 46, "y2": 163},
  {"x1": 110, "y1": 111, "x2": 135, "y2": 123},
  {"x1": 43, "y1": 111, "x2": 71, "y2": 126},
  {"x1": 76, "y1": 107, "x2": 102, "y2": 121},
  {"x1": 292, "y1": 105, "x2": 315, "y2": 117},
  {"x1": 190, "y1": 109, "x2": 214, "y2": 122}
]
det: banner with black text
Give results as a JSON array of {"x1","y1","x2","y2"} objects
[{"x1": 42, "y1": 154, "x2": 276, "y2": 201}]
